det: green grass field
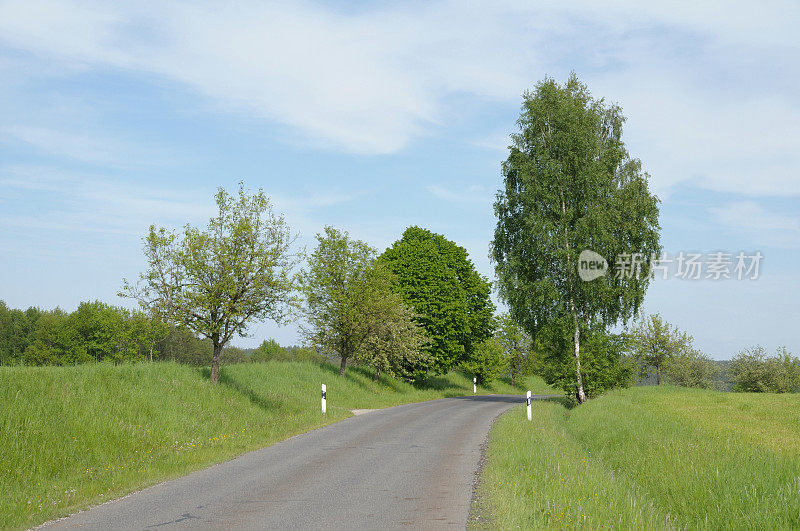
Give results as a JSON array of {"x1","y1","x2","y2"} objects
[
  {"x1": 473, "y1": 385, "x2": 800, "y2": 529},
  {"x1": 0, "y1": 361, "x2": 551, "y2": 529}
]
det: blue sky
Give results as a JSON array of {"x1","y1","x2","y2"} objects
[{"x1": 0, "y1": 1, "x2": 798, "y2": 358}]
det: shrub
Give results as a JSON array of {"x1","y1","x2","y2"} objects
[
  {"x1": 538, "y1": 322, "x2": 635, "y2": 401},
  {"x1": 730, "y1": 346, "x2": 800, "y2": 393},
  {"x1": 461, "y1": 337, "x2": 508, "y2": 385},
  {"x1": 250, "y1": 339, "x2": 326, "y2": 364},
  {"x1": 664, "y1": 349, "x2": 720, "y2": 389}
]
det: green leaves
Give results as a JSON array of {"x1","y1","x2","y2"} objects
[
  {"x1": 537, "y1": 321, "x2": 635, "y2": 400},
  {"x1": 0, "y1": 300, "x2": 174, "y2": 365},
  {"x1": 357, "y1": 267, "x2": 430, "y2": 382},
  {"x1": 494, "y1": 74, "x2": 661, "y2": 335},
  {"x1": 496, "y1": 313, "x2": 536, "y2": 384},
  {"x1": 663, "y1": 349, "x2": 720, "y2": 390},
  {"x1": 730, "y1": 346, "x2": 800, "y2": 393},
  {"x1": 299, "y1": 226, "x2": 376, "y2": 365},
  {"x1": 122, "y1": 183, "x2": 301, "y2": 381},
  {"x1": 380, "y1": 226, "x2": 495, "y2": 374},
  {"x1": 492, "y1": 74, "x2": 661, "y2": 400},
  {"x1": 630, "y1": 313, "x2": 695, "y2": 383},
  {"x1": 461, "y1": 336, "x2": 507, "y2": 385},
  {"x1": 301, "y1": 226, "x2": 428, "y2": 378}
]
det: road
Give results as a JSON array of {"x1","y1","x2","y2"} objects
[{"x1": 44, "y1": 394, "x2": 544, "y2": 530}]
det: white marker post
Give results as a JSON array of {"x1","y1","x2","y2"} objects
[
  {"x1": 473, "y1": 377, "x2": 477, "y2": 394},
  {"x1": 321, "y1": 384, "x2": 327, "y2": 414},
  {"x1": 526, "y1": 390, "x2": 532, "y2": 421}
]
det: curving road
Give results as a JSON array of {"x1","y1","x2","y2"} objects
[{"x1": 44, "y1": 394, "x2": 546, "y2": 530}]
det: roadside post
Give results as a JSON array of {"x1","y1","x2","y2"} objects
[
  {"x1": 473, "y1": 377, "x2": 477, "y2": 394},
  {"x1": 322, "y1": 384, "x2": 327, "y2": 414},
  {"x1": 526, "y1": 390, "x2": 532, "y2": 421}
]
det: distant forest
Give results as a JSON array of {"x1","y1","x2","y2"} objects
[
  {"x1": 0, "y1": 299, "x2": 321, "y2": 366},
  {"x1": 637, "y1": 360, "x2": 733, "y2": 391},
  {"x1": 4, "y1": 299, "x2": 796, "y2": 394}
]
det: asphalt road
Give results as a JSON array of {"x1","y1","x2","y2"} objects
[{"x1": 44, "y1": 394, "x2": 544, "y2": 530}]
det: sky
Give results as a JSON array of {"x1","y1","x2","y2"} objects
[{"x1": 0, "y1": 0, "x2": 798, "y2": 359}]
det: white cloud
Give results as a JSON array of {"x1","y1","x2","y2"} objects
[
  {"x1": 0, "y1": 165, "x2": 364, "y2": 242},
  {"x1": 471, "y1": 131, "x2": 514, "y2": 153},
  {"x1": 590, "y1": 70, "x2": 800, "y2": 198},
  {"x1": 0, "y1": 166, "x2": 216, "y2": 235},
  {"x1": 710, "y1": 201, "x2": 800, "y2": 248},
  {"x1": 0, "y1": 0, "x2": 798, "y2": 195},
  {"x1": 426, "y1": 184, "x2": 490, "y2": 204},
  {"x1": 2, "y1": 126, "x2": 124, "y2": 166}
]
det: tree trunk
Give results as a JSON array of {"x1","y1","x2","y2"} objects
[
  {"x1": 339, "y1": 353, "x2": 348, "y2": 376},
  {"x1": 573, "y1": 315, "x2": 587, "y2": 404},
  {"x1": 374, "y1": 367, "x2": 381, "y2": 381},
  {"x1": 656, "y1": 365, "x2": 662, "y2": 385},
  {"x1": 211, "y1": 336, "x2": 222, "y2": 384},
  {"x1": 511, "y1": 369, "x2": 516, "y2": 388},
  {"x1": 563, "y1": 195, "x2": 586, "y2": 404}
]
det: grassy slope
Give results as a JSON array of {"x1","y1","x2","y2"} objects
[
  {"x1": 0, "y1": 361, "x2": 552, "y2": 529},
  {"x1": 474, "y1": 386, "x2": 800, "y2": 530}
]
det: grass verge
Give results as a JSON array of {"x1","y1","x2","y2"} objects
[
  {"x1": 0, "y1": 361, "x2": 552, "y2": 529},
  {"x1": 473, "y1": 385, "x2": 800, "y2": 529}
]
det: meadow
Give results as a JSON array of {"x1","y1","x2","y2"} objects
[
  {"x1": 0, "y1": 361, "x2": 551, "y2": 529},
  {"x1": 473, "y1": 385, "x2": 800, "y2": 529}
]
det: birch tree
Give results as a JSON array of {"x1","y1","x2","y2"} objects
[{"x1": 491, "y1": 74, "x2": 661, "y2": 403}]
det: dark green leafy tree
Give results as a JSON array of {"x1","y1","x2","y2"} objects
[
  {"x1": 23, "y1": 309, "x2": 89, "y2": 365},
  {"x1": 492, "y1": 74, "x2": 661, "y2": 403},
  {"x1": 380, "y1": 226, "x2": 495, "y2": 374},
  {"x1": 122, "y1": 183, "x2": 301, "y2": 383},
  {"x1": 71, "y1": 301, "x2": 137, "y2": 363},
  {"x1": 0, "y1": 302, "x2": 39, "y2": 364},
  {"x1": 1, "y1": 299, "x2": 222, "y2": 366}
]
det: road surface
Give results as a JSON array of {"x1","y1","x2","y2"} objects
[{"x1": 44, "y1": 394, "x2": 545, "y2": 530}]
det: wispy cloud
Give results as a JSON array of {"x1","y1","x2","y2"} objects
[
  {"x1": 471, "y1": 131, "x2": 514, "y2": 153},
  {"x1": 1, "y1": 126, "x2": 126, "y2": 166},
  {"x1": 426, "y1": 184, "x2": 490, "y2": 204},
  {"x1": 0, "y1": 165, "x2": 214, "y2": 235},
  {"x1": 710, "y1": 201, "x2": 800, "y2": 248},
  {"x1": 1, "y1": 0, "x2": 797, "y2": 185}
]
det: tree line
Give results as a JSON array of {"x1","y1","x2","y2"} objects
[
  {"x1": 118, "y1": 183, "x2": 520, "y2": 384},
  {"x1": 0, "y1": 300, "x2": 167, "y2": 365},
  {"x1": 0, "y1": 299, "x2": 320, "y2": 366},
  {"x1": 3, "y1": 186, "x2": 527, "y2": 386}
]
